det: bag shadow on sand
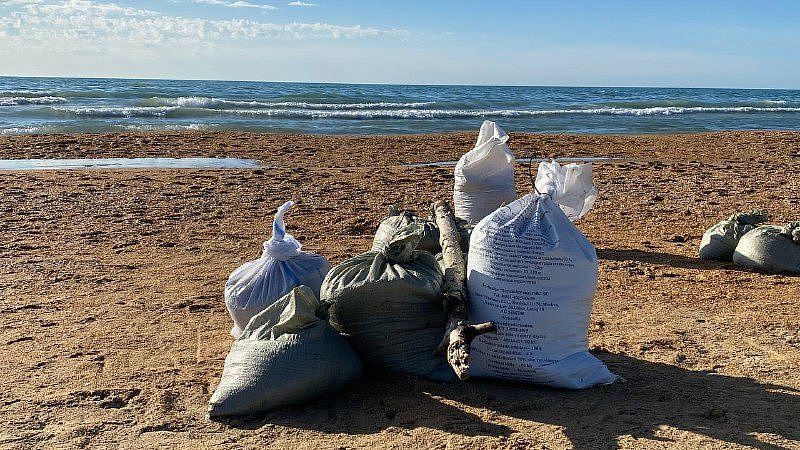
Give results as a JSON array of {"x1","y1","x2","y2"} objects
[
  {"x1": 216, "y1": 353, "x2": 800, "y2": 450},
  {"x1": 595, "y1": 248, "x2": 759, "y2": 273}
]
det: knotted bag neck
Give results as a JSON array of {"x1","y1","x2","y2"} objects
[
  {"x1": 781, "y1": 222, "x2": 800, "y2": 243},
  {"x1": 262, "y1": 200, "x2": 302, "y2": 261},
  {"x1": 379, "y1": 222, "x2": 423, "y2": 263},
  {"x1": 728, "y1": 210, "x2": 768, "y2": 240}
]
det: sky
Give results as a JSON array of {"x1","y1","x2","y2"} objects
[{"x1": 0, "y1": 0, "x2": 799, "y2": 88}]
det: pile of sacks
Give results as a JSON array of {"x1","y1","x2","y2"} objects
[
  {"x1": 698, "y1": 210, "x2": 800, "y2": 274},
  {"x1": 209, "y1": 121, "x2": 617, "y2": 417}
]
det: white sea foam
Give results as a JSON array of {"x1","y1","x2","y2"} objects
[
  {"x1": 0, "y1": 90, "x2": 57, "y2": 98},
  {"x1": 149, "y1": 96, "x2": 435, "y2": 109},
  {"x1": 45, "y1": 104, "x2": 800, "y2": 120},
  {"x1": 53, "y1": 106, "x2": 180, "y2": 117},
  {"x1": 0, "y1": 96, "x2": 68, "y2": 106},
  {"x1": 121, "y1": 123, "x2": 215, "y2": 131},
  {"x1": 222, "y1": 106, "x2": 800, "y2": 119},
  {"x1": 0, "y1": 126, "x2": 42, "y2": 135}
]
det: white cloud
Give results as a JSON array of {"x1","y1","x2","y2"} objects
[
  {"x1": 191, "y1": 0, "x2": 276, "y2": 10},
  {"x1": 288, "y1": 1, "x2": 315, "y2": 6},
  {"x1": 0, "y1": 0, "x2": 406, "y2": 49},
  {"x1": 229, "y1": 1, "x2": 276, "y2": 10}
]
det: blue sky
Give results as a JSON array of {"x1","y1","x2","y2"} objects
[{"x1": 0, "y1": 0, "x2": 799, "y2": 88}]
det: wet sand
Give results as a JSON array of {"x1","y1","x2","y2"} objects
[{"x1": 0, "y1": 131, "x2": 799, "y2": 449}]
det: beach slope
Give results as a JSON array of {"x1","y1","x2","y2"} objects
[{"x1": 0, "y1": 131, "x2": 799, "y2": 449}]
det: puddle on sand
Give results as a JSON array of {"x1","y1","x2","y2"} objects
[
  {"x1": 0, "y1": 157, "x2": 266, "y2": 171},
  {"x1": 0, "y1": 156, "x2": 622, "y2": 171},
  {"x1": 402, "y1": 156, "x2": 619, "y2": 168}
]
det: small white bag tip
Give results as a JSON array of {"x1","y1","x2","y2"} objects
[
  {"x1": 477, "y1": 120, "x2": 509, "y2": 145},
  {"x1": 534, "y1": 160, "x2": 598, "y2": 222}
]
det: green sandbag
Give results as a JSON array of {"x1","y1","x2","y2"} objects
[
  {"x1": 208, "y1": 286, "x2": 362, "y2": 417},
  {"x1": 698, "y1": 210, "x2": 768, "y2": 261},
  {"x1": 733, "y1": 223, "x2": 800, "y2": 274},
  {"x1": 371, "y1": 206, "x2": 441, "y2": 254},
  {"x1": 371, "y1": 206, "x2": 474, "y2": 255},
  {"x1": 323, "y1": 224, "x2": 456, "y2": 382}
]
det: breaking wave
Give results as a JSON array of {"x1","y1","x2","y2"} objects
[
  {"x1": 143, "y1": 96, "x2": 437, "y2": 109},
  {"x1": 44, "y1": 105, "x2": 800, "y2": 120},
  {"x1": 0, "y1": 96, "x2": 68, "y2": 106},
  {"x1": 51, "y1": 106, "x2": 183, "y2": 118},
  {"x1": 0, "y1": 90, "x2": 58, "y2": 97},
  {"x1": 219, "y1": 106, "x2": 800, "y2": 119}
]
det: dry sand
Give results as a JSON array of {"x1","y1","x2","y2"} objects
[{"x1": 0, "y1": 130, "x2": 799, "y2": 449}]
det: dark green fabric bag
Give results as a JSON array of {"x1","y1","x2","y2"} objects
[
  {"x1": 323, "y1": 224, "x2": 455, "y2": 382},
  {"x1": 209, "y1": 286, "x2": 362, "y2": 417}
]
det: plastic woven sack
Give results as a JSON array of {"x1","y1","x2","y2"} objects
[
  {"x1": 322, "y1": 224, "x2": 455, "y2": 382},
  {"x1": 454, "y1": 121, "x2": 517, "y2": 224},
  {"x1": 465, "y1": 164, "x2": 616, "y2": 389},
  {"x1": 225, "y1": 201, "x2": 331, "y2": 338},
  {"x1": 733, "y1": 223, "x2": 800, "y2": 273},
  {"x1": 535, "y1": 160, "x2": 598, "y2": 221},
  {"x1": 209, "y1": 286, "x2": 362, "y2": 417},
  {"x1": 371, "y1": 206, "x2": 441, "y2": 255},
  {"x1": 698, "y1": 210, "x2": 768, "y2": 261}
]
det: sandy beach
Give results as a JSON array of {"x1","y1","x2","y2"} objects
[{"x1": 1, "y1": 130, "x2": 799, "y2": 449}]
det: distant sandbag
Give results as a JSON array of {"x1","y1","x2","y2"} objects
[
  {"x1": 209, "y1": 286, "x2": 362, "y2": 417},
  {"x1": 371, "y1": 206, "x2": 440, "y2": 254},
  {"x1": 322, "y1": 224, "x2": 455, "y2": 382},
  {"x1": 733, "y1": 223, "x2": 800, "y2": 274},
  {"x1": 698, "y1": 210, "x2": 768, "y2": 261},
  {"x1": 225, "y1": 201, "x2": 331, "y2": 338}
]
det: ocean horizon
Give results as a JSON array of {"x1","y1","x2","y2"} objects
[{"x1": 2, "y1": 76, "x2": 800, "y2": 136}]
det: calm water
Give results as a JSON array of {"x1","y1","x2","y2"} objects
[{"x1": 1, "y1": 76, "x2": 799, "y2": 135}]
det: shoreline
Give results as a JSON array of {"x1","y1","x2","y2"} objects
[{"x1": 1, "y1": 130, "x2": 798, "y2": 165}]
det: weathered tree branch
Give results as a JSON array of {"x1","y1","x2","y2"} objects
[{"x1": 432, "y1": 200, "x2": 497, "y2": 380}]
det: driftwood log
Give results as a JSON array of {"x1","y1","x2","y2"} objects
[{"x1": 432, "y1": 200, "x2": 497, "y2": 380}]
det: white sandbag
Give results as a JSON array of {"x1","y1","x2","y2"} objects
[
  {"x1": 466, "y1": 167, "x2": 616, "y2": 389},
  {"x1": 698, "y1": 211, "x2": 768, "y2": 261},
  {"x1": 209, "y1": 286, "x2": 362, "y2": 417},
  {"x1": 733, "y1": 223, "x2": 800, "y2": 273},
  {"x1": 535, "y1": 160, "x2": 598, "y2": 221},
  {"x1": 454, "y1": 121, "x2": 517, "y2": 224},
  {"x1": 225, "y1": 201, "x2": 331, "y2": 338}
]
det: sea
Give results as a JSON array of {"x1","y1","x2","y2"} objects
[{"x1": 1, "y1": 76, "x2": 799, "y2": 135}]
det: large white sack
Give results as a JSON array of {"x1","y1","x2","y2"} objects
[
  {"x1": 225, "y1": 201, "x2": 331, "y2": 338},
  {"x1": 208, "y1": 286, "x2": 362, "y2": 417},
  {"x1": 466, "y1": 164, "x2": 616, "y2": 389},
  {"x1": 454, "y1": 121, "x2": 517, "y2": 224}
]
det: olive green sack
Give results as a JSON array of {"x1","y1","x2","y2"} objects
[
  {"x1": 698, "y1": 210, "x2": 768, "y2": 261},
  {"x1": 208, "y1": 286, "x2": 362, "y2": 417},
  {"x1": 323, "y1": 224, "x2": 456, "y2": 382},
  {"x1": 733, "y1": 223, "x2": 800, "y2": 274}
]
